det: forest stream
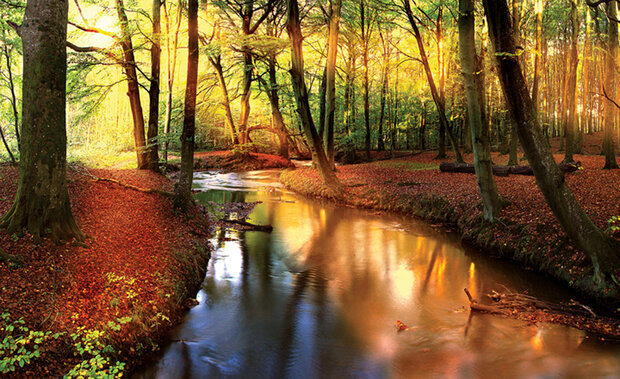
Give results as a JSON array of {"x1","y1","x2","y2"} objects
[{"x1": 136, "y1": 169, "x2": 620, "y2": 378}]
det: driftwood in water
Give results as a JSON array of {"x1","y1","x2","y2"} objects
[
  {"x1": 440, "y1": 161, "x2": 581, "y2": 177},
  {"x1": 220, "y1": 218, "x2": 273, "y2": 232}
]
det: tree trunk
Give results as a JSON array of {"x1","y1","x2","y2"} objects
[
  {"x1": 437, "y1": 5, "x2": 446, "y2": 159},
  {"x1": 286, "y1": 0, "x2": 341, "y2": 193},
  {"x1": 3, "y1": 45, "x2": 20, "y2": 152},
  {"x1": 174, "y1": 0, "x2": 198, "y2": 211},
  {"x1": 483, "y1": 0, "x2": 620, "y2": 284},
  {"x1": 210, "y1": 55, "x2": 239, "y2": 144},
  {"x1": 459, "y1": 0, "x2": 500, "y2": 222},
  {"x1": 603, "y1": 0, "x2": 619, "y2": 169},
  {"x1": 147, "y1": 0, "x2": 162, "y2": 171},
  {"x1": 403, "y1": 0, "x2": 463, "y2": 163},
  {"x1": 116, "y1": 0, "x2": 149, "y2": 169},
  {"x1": 377, "y1": 30, "x2": 388, "y2": 152},
  {"x1": 563, "y1": 0, "x2": 579, "y2": 164},
  {"x1": 162, "y1": 0, "x2": 182, "y2": 164},
  {"x1": 265, "y1": 55, "x2": 289, "y2": 158},
  {"x1": 324, "y1": 0, "x2": 342, "y2": 168},
  {"x1": 1, "y1": 0, "x2": 83, "y2": 243},
  {"x1": 361, "y1": 0, "x2": 371, "y2": 160}
]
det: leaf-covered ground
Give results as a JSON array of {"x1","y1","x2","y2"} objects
[
  {"x1": 281, "y1": 151, "x2": 620, "y2": 310},
  {"x1": 0, "y1": 165, "x2": 210, "y2": 377},
  {"x1": 191, "y1": 150, "x2": 295, "y2": 171}
]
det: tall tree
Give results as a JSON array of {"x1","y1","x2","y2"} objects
[
  {"x1": 602, "y1": 0, "x2": 619, "y2": 169},
  {"x1": 483, "y1": 0, "x2": 620, "y2": 284},
  {"x1": 322, "y1": 0, "x2": 343, "y2": 168},
  {"x1": 458, "y1": 0, "x2": 500, "y2": 222},
  {"x1": 116, "y1": 0, "x2": 150, "y2": 169},
  {"x1": 563, "y1": 0, "x2": 579, "y2": 164},
  {"x1": 147, "y1": 0, "x2": 162, "y2": 171},
  {"x1": 174, "y1": 0, "x2": 199, "y2": 210},
  {"x1": 360, "y1": 0, "x2": 373, "y2": 160},
  {"x1": 162, "y1": 0, "x2": 183, "y2": 164},
  {"x1": 215, "y1": 0, "x2": 278, "y2": 145},
  {"x1": 1, "y1": 0, "x2": 84, "y2": 242},
  {"x1": 402, "y1": 0, "x2": 464, "y2": 163},
  {"x1": 286, "y1": 0, "x2": 341, "y2": 192}
]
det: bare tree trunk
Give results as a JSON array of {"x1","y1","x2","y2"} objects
[
  {"x1": 603, "y1": 0, "x2": 619, "y2": 169},
  {"x1": 377, "y1": 30, "x2": 388, "y2": 152},
  {"x1": 116, "y1": 0, "x2": 149, "y2": 169},
  {"x1": 437, "y1": 5, "x2": 446, "y2": 159},
  {"x1": 147, "y1": 0, "x2": 162, "y2": 171},
  {"x1": 459, "y1": 0, "x2": 500, "y2": 222},
  {"x1": 3, "y1": 45, "x2": 20, "y2": 152},
  {"x1": 563, "y1": 0, "x2": 579, "y2": 164},
  {"x1": 174, "y1": 0, "x2": 198, "y2": 211},
  {"x1": 286, "y1": 0, "x2": 341, "y2": 193},
  {"x1": 162, "y1": 0, "x2": 182, "y2": 164},
  {"x1": 483, "y1": 0, "x2": 620, "y2": 284},
  {"x1": 361, "y1": 0, "x2": 371, "y2": 160},
  {"x1": 402, "y1": 0, "x2": 463, "y2": 163},
  {"x1": 1, "y1": 0, "x2": 83, "y2": 242},
  {"x1": 324, "y1": 0, "x2": 342, "y2": 168},
  {"x1": 210, "y1": 55, "x2": 238, "y2": 144}
]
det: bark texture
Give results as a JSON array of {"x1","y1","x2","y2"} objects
[
  {"x1": 1, "y1": 0, "x2": 84, "y2": 242},
  {"x1": 174, "y1": 0, "x2": 198, "y2": 211}
]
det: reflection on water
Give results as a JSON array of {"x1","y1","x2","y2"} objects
[{"x1": 137, "y1": 170, "x2": 620, "y2": 378}]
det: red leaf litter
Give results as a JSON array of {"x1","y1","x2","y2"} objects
[{"x1": 0, "y1": 165, "x2": 210, "y2": 377}]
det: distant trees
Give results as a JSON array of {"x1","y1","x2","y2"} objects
[{"x1": 1, "y1": 0, "x2": 84, "y2": 242}]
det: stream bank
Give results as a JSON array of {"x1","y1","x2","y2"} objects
[
  {"x1": 280, "y1": 151, "x2": 620, "y2": 311},
  {"x1": 0, "y1": 165, "x2": 211, "y2": 377}
]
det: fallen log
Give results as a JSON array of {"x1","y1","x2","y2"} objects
[
  {"x1": 440, "y1": 161, "x2": 581, "y2": 177},
  {"x1": 439, "y1": 162, "x2": 510, "y2": 177}
]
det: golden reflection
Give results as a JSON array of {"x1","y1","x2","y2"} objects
[
  {"x1": 530, "y1": 329, "x2": 544, "y2": 351},
  {"x1": 468, "y1": 262, "x2": 477, "y2": 298},
  {"x1": 435, "y1": 253, "x2": 447, "y2": 296},
  {"x1": 319, "y1": 208, "x2": 326, "y2": 229},
  {"x1": 391, "y1": 263, "x2": 415, "y2": 304}
]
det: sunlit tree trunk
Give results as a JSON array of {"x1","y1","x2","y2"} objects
[
  {"x1": 1, "y1": 0, "x2": 83, "y2": 243},
  {"x1": 483, "y1": 0, "x2": 620, "y2": 284},
  {"x1": 162, "y1": 0, "x2": 182, "y2": 165},
  {"x1": 507, "y1": 0, "x2": 520, "y2": 165},
  {"x1": 459, "y1": 0, "x2": 500, "y2": 222},
  {"x1": 361, "y1": 0, "x2": 371, "y2": 160},
  {"x1": 174, "y1": 0, "x2": 198, "y2": 211},
  {"x1": 264, "y1": 54, "x2": 289, "y2": 158},
  {"x1": 324, "y1": 0, "x2": 342, "y2": 168},
  {"x1": 147, "y1": 0, "x2": 162, "y2": 171},
  {"x1": 286, "y1": 0, "x2": 341, "y2": 193},
  {"x1": 563, "y1": 0, "x2": 579, "y2": 164},
  {"x1": 116, "y1": 0, "x2": 149, "y2": 169},
  {"x1": 603, "y1": 0, "x2": 619, "y2": 169},
  {"x1": 531, "y1": 0, "x2": 543, "y2": 110},
  {"x1": 580, "y1": 6, "x2": 591, "y2": 146},
  {"x1": 210, "y1": 54, "x2": 238, "y2": 145},
  {"x1": 436, "y1": 5, "x2": 446, "y2": 159},
  {"x1": 377, "y1": 29, "x2": 389, "y2": 152},
  {"x1": 402, "y1": 0, "x2": 463, "y2": 163}
]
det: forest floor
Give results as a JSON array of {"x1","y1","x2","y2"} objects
[
  {"x1": 281, "y1": 149, "x2": 620, "y2": 335},
  {"x1": 168, "y1": 150, "x2": 295, "y2": 172},
  {"x1": 0, "y1": 165, "x2": 211, "y2": 377}
]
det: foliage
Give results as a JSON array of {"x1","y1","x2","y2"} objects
[
  {"x1": 0, "y1": 313, "x2": 62, "y2": 374},
  {"x1": 65, "y1": 324, "x2": 127, "y2": 379}
]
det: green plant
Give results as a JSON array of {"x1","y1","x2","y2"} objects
[
  {"x1": 607, "y1": 215, "x2": 620, "y2": 236},
  {"x1": 0, "y1": 313, "x2": 62, "y2": 374},
  {"x1": 65, "y1": 324, "x2": 127, "y2": 379}
]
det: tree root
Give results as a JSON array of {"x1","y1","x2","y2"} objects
[
  {"x1": 70, "y1": 165, "x2": 174, "y2": 197},
  {"x1": 0, "y1": 247, "x2": 23, "y2": 267},
  {"x1": 464, "y1": 287, "x2": 620, "y2": 338}
]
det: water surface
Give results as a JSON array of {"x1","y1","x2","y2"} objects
[{"x1": 137, "y1": 169, "x2": 620, "y2": 378}]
